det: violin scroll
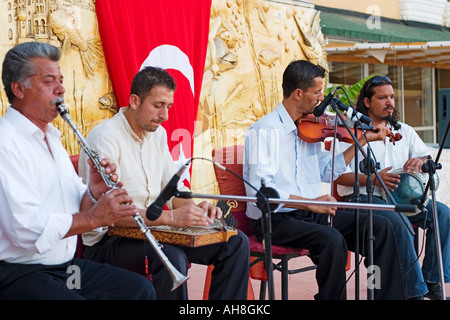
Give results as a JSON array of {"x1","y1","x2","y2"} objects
[{"x1": 388, "y1": 130, "x2": 402, "y2": 145}]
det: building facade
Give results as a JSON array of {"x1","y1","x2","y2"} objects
[{"x1": 313, "y1": 0, "x2": 450, "y2": 145}]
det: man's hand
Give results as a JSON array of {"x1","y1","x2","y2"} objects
[
  {"x1": 197, "y1": 201, "x2": 222, "y2": 220},
  {"x1": 403, "y1": 157, "x2": 427, "y2": 174},
  {"x1": 169, "y1": 202, "x2": 220, "y2": 227},
  {"x1": 87, "y1": 158, "x2": 122, "y2": 200},
  {"x1": 375, "y1": 166, "x2": 401, "y2": 192},
  {"x1": 87, "y1": 189, "x2": 136, "y2": 227},
  {"x1": 364, "y1": 123, "x2": 390, "y2": 143},
  {"x1": 289, "y1": 194, "x2": 337, "y2": 215},
  {"x1": 67, "y1": 188, "x2": 136, "y2": 237},
  {"x1": 306, "y1": 195, "x2": 338, "y2": 215}
]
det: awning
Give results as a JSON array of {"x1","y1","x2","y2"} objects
[
  {"x1": 326, "y1": 41, "x2": 450, "y2": 70},
  {"x1": 319, "y1": 9, "x2": 450, "y2": 43}
]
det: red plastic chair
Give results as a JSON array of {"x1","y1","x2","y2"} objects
[{"x1": 211, "y1": 145, "x2": 317, "y2": 300}]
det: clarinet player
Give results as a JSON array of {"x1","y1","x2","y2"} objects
[{"x1": 0, "y1": 42, "x2": 155, "y2": 300}]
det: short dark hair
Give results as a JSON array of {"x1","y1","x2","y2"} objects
[
  {"x1": 130, "y1": 66, "x2": 176, "y2": 101},
  {"x1": 282, "y1": 60, "x2": 326, "y2": 98},
  {"x1": 2, "y1": 42, "x2": 61, "y2": 104}
]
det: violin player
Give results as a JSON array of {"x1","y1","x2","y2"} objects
[
  {"x1": 334, "y1": 75, "x2": 450, "y2": 300},
  {"x1": 243, "y1": 60, "x2": 408, "y2": 299}
]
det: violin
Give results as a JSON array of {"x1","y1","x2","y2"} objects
[{"x1": 295, "y1": 114, "x2": 402, "y2": 144}]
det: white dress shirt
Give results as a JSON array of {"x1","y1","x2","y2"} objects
[
  {"x1": 243, "y1": 103, "x2": 347, "y2": 220},
  {"x1": 0, "y1": 107, "x2": 85, "y2": 265},
  {"x1": 78, "y1": 108, "x2": 189, "y2": 246},
  {"x1": 335, "y1": 121, "x2": 430, "y2": 198}
]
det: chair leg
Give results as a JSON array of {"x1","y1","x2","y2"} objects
[
  {"x1": 202, "y1": 265, "x2": 215, "y2": 300},
  {"x1": 281, "y1": 257, "x2": 289, "y2": 300},
  {"x1": 247, "y1": 278, "x2": 255, "y2": 300},
  {"x1": 259, "y1": 281, "x2": 267, "y2": 300}
]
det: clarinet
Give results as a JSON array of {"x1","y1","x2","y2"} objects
[{"x1": 56, "y1": 98, "x2": 189, "y2": 291}]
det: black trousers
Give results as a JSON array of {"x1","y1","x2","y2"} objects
[
  {"x1": 0, "y1": 258, "x2": 155, "y2": 300},
  {"x1": 252, "y1": 209, "x2": 406, "y2": 300},
  {"x1": 84, "y1": 230, "x2": 250, "y2": 300}
]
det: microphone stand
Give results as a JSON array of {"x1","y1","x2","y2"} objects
[
  {"x1": 328, "y1": 99, "x2": 415, "y2": 300},
  {"x1": 418, "y1": 118, "x2": 450, "y2": 300},
  {"x1": 177, "y1": 192, "x2": 417, "y2": 213},
  {"x1": 255, "y1": 180, "x2": 279, "y2": 300},
  {"x1": 359, "y1": 143, "x2": 378, "y2": 300},
  {"x1": 169, "y1": 145, "x2": 416, "y2": 299},
  {"x1": 327, "y1": 101, "x2": 415, "y2": 236},
  {"x1": 352, "y1": 122, "x2": 361, "y2": 300},
  {"x1": 175, "y1": 190, "x2": 417, "y2": 299},
  {"x1": 421, "y1": 156, "x2": 445, "y2": 300}
]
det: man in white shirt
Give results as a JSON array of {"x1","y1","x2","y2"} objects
[
  {"x1": 244, "y1": 60, "x2": 406, "y2": 299},
  {"x1": 78, "y1": 66, "x2": 249, "y2": 300},
  {"x1": 0, "y1": 42, "x2": 155, "y2": 299},
  {"x1": 335, "y1": 75, "x2": 450, "y2": 300}
]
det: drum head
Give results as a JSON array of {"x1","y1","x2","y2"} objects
[
  {"x1": 387, "y1": 173, "x2": 424, "y2": 206},
  {"x1": 381, "y1": 168, "x2": 439, "y2": 216}
]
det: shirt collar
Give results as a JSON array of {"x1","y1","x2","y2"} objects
[
  {"x1": 117, "y1": 107, "x2": 151, "y2": 143},
  {"x1": 276, "y1": 103, "x2": 297, "y2": 135},
  {"x1": 5, "y1": 106, "x2": 60, "y2": 140}
]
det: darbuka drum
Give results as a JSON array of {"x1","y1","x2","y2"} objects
[{"x1": 381, "y1": 168, "x2": 439, "y2": 216}]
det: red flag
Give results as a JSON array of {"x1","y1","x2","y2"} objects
[{"x1": 96, "y1": 0, "x2": 211, "y2": 185}]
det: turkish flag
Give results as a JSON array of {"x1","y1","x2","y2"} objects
[{"x1": 96, "y1": 0, "x2": 212, "y2": 185}]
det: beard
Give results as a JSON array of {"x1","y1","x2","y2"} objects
[
  {"x1": 140, "y1": 121, "x2": 160, "y2": 133},
  {"x1": 383, "y1": 107, "x2": 401, "y2": 130},
  {"x1": 135, "y1": 105, "x2": 163, "y2": 133}
]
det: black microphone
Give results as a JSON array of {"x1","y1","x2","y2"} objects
[
  {"x1": 313, "y1": 88, "x2": 338, "y2": 117},
  {"x1": 146, "y1": 159, "x2": 192, "y2": 221},
  {"x1": 331, "y1": 98, "x2": 373, "y2": 126}
]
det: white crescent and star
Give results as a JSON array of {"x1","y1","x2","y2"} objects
[{"x1": 140, "y1": 44, "x2": 195, "y2": 95}]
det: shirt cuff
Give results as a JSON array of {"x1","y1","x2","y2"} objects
[
  {"x1": 35, "y1": 213, "x2": 73, "y2": 254},
  {"x1": 334, "y1": 152, "x2": 348, "y2": 177}
]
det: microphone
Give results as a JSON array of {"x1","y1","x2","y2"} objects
[
  {"x1": 313, "y1": 88, "x2": 338, "y2": 117},
  {"x1": 146, "y1": 159, "x2": 192, "y2": 221},
  {"x1": 331, "y1": 98, "x2": 373, "y2": 126}
]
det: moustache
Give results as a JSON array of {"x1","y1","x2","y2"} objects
[{"x1": 51, "y1": 96, "x2": 64, "y2": 105}]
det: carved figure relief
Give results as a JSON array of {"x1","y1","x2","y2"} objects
[
  {"x1": 49, "y1": 8, "x2": 103, "y2": 78},
  {"x1": 0, "y1": 0, "x2": 115, "y2": 156}
]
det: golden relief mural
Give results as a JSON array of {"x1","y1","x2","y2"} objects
[{"x1": 0, "y1": 0, "x2": 327, "y2": 196}]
